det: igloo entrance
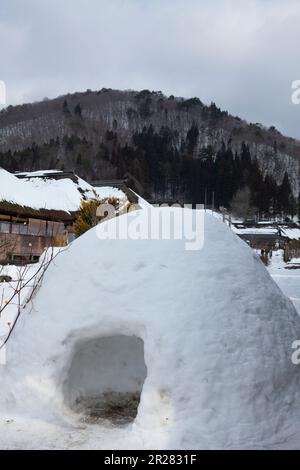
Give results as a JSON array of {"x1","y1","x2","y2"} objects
[{"x1": 63, "y1": 335, "x2": 147, "y2": 425}]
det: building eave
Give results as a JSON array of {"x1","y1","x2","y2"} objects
[{"x1": 0, "y1": 200, "x2": 75, "y2": 222}]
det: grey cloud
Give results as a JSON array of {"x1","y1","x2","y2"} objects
[{"x1": 1, "y1": 0, "x2": 300, "y2": 138}]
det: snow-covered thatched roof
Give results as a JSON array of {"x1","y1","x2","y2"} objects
[{"x1": 0, "y1": 168, "x2": 127, "y2": 219}]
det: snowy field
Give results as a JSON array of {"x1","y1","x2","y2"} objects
[{"x1": 267, "y1": 251, "x2": 300, "y2": 316}]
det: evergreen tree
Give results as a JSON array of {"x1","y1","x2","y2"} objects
[
  {"x1": 62, "y1": 99, "x2": 70, "y2": 115},
  {"x1": 74, "y1": 103, "x2": 82, "y2": 117},
  {"x1": 279, "y1": 172, "x2": 295, "y2": 216},
  {"x1": 186, "y1": 123, "x2": 199, "y2": 155}
]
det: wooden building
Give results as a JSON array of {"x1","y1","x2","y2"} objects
[
  {"x1": 0, "y1": 201, "x2": 73, "y2": 264},
  {"x1": 233, "y1": 223, "x2": 300, "y2": 253},
  {"x1": 0, "y1": 169, "x2": 141, "y2": 265}
]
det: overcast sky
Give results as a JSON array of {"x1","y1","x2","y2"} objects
[{"x1": 1, "y1": 0, "x2": 300, "y2": 138}]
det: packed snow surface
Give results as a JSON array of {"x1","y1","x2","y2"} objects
[{"x1": 1, "y1": 208, "x2": 300, "y2": 449}]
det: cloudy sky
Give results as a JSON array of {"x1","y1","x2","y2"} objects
[{"x1": 1, "y1": 0, "x2": 300, "y2": 138}]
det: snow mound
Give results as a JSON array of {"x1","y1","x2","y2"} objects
[{"x1": 1, "y1": 208, "x2": 300, "y2": 450}]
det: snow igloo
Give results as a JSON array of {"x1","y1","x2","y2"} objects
[{"x1": 1, "y1": 208, "x2": 300, "y2": 449}]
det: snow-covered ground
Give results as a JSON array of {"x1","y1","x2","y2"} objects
[
  {"x1": 1, "y1": 209, "x2": 300, "y2": 450},
  {"x1": 268, "y1": 251, "x2": 300, "y2": 316}
]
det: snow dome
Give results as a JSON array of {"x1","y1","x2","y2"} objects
[{"x1": 1, "y1": 208, "x2": 300, "y2": 450}]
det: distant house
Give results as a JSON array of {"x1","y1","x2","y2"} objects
[
  {"x1": 232, "y1": 224, "x2": 283, "y2": 250},
  {"x1": 278, "y1": 227, "x2": 300, "y2": 262},
  {"x1": 232, "y1": 223, "x2": 300, "y2": 252}
]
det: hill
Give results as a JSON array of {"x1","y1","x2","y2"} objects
[{"x1": 0, "y1": 88, "x2": 298, "y2": 213}]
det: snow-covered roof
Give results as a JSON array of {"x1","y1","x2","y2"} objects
[
  {"x1": 15, "y1": 170, "x2": 66, "y2": 178},
  {"x1": 93, "y1": 186, "x2": 126, "y2": 201},
  {"x1": 231, "y1": 223, "x2": 300, "y2": 241},
  {"x1": 1, "y1": 208, "x2": 300, "y2": 449},
  {"x1": 279, "y1": 227, "x2": 300, "y2": 240},
  {"x1": 0, "y1": 169, "x2": 126, "y2": 214},
  {"x1": 232, "y1": 226, "x2": 279, "y2": 236}
]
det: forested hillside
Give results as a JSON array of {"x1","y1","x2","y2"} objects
[{"x1": 0, "y1": 88, "x2": 298, "y2": 216}]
